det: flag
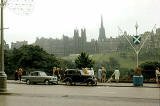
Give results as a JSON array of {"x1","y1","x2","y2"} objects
[{"x1": 133, "y1": 36, "x2": 141, "y2": 45}]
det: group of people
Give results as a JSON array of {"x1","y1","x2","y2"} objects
[
  {"x1": 52, "y1": 67, "x2": 66, "y2": 81},
  {"x1": 15, "y1": 68, "x2": 23, "y2": 81},
  {"x1": 98, "y1": 67, "x2": 107, "y2": 83},
  {"x1": 98, "y1": 67, "x2": 120, "y2": 83}
]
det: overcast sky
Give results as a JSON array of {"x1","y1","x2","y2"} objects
[{"x1": 3, "y1": 0, "x2": 160, "y2": 45}]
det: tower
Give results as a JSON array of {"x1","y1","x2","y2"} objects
[
  {"x1": 98, "y1": 15, "x2": 106, "y2": 42},
  {"x1": 81, "y1": 28, "x2": 86, "y2": 42},
  {"x1": 73, "y1": 29, "x2": 80, "y2": 53},
  {"x1": 81, "y1": 28, "x2": 87, "y2": 52}
]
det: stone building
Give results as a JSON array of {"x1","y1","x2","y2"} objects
[
  {"x1": 11, "y1": 41, "x2": 28, "y2": 49},
  {"x1": 10, "y1": 17, "x2": 160, "y2": 57}
]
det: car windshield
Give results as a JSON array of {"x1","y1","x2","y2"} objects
[{"x1": 40, "y1": 72, "x2": 47, "y2": 76}]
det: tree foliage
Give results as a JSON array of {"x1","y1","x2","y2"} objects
[
  {"x1": 139, "y1": 61, "x2": 160, "y2": 79},
  {"x1": 75, "y1": 52, "x2": 94, "y2": 69},
  {"x1": 4, "y1": 45, "x2": 59, "y2": 75}
]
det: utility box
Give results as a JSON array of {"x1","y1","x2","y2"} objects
[{"x1": 133, "y1": 76, "x2": 143, "y2": 86}]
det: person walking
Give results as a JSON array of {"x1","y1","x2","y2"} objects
[
  {"x1": 15, "y1": 70, "x2": 18, "y2": 81},
  {"x1": 98, "y1": 68, "x2": 102, "y2": 82},
  {"x1": 113, "y1": 67, "x2": 120, "y2": 83},
  {"x1": 18, "y1": 68, "x2": 23, "y2": 81},
  {"x1": 102, "y1": 67, "x2": 106, "y2": 83},
  {"x1": 155, "y1": 67, "x2": 160, "y2": 85}
]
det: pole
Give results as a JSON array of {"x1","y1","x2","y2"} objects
[
  {"x1": 135, "y1": 22, "x2": 139, "y2": 67},
  {"x1": 136, "y1": 51, "x2": 139, "y2": 67},
  {"x1": 0, "y1": 0, "x2": 7, "y2": 92}
]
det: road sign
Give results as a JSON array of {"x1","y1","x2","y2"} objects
[{"x1": 133, "y1": 35, "x2": 141, "y2": 45}]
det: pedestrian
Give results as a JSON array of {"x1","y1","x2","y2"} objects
[
  {"x1": 113, "y1": 67, "x2": 120, "y2": 83},
  {"x1": 155, "y1": 67, "x2": 160, "y2": 85},
  {"x1": 59, "y1": 68, "x2": 64, "y2": 81},
  {"x1": 53, "y1": 67, "x2": 56, "y2": 76},
  {"x1": 98, "y1": 68, "x2": 102, "y2": 82},
  {"x1": 102, "y1": 67, "x2": 106, "y2": 83},
  {"x1": 55, "y1": 68, "x2": 60, "y2": 81},
  {"x1": 15, "y1": 70, "x2": 18, "y2": 81},
  {"x1": 90, "y1": 67, "x2": 95, "y2": 76},
  {"x1": 18, "y1": 68, "x2": 23, "y2": 81}
]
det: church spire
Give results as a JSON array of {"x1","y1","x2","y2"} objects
[
  {"x1": 101, "y1": 15, "x2": 103, "y2": 28},
  {"x1": 98, "y1": 15, "x2": 106, "y2": 42}
]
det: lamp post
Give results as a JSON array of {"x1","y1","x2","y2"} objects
[
  {"x1": 0, "y1": 0, "x2": 34, "y2": 92},
  {"x1": 0, "y1": 0, "x2": 7, "y2": 92}
]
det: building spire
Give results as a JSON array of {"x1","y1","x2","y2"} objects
[
  {"x1": 101, "y1": 15, "x2": 103, "y2": 28},
  {"x1": 98, "y1": 15, "x2": 106, "y2": 42}
]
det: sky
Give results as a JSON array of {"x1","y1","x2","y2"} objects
[{"x1": 2, "y1": 0, "x2": 160, "y2": 46}]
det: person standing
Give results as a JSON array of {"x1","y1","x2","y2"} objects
[
  {"x1": 55, "y1": 68, "x2": 60, "y2": 81},
  {"x1": 90, "y1": 67, "x2": 95, "y2": 76},
  {"x1": 15, "y1": 70, "x2": 18, "y2": 81},
  {"x1": 102, "y1": 67, "x2": 106, "y2": 83},
  {"x1": 98, "y1": 68, "x2": 102, "y2": 82},
  {"x1": 53, "y1": 67, "x2": 56, "y2": 76},
  {"x1": 18, "y1": 68, "x2": 23, "y2": 81},
  {"x1": 113, "y1": 67, "x2": 120, "y2": 83},
  {"x1": 155, "y1": 67, "x2": 160, "y2": 85}
]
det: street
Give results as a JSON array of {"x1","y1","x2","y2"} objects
[{"x1": 0, "y1": 81, "x2": 160, "y2": 106}]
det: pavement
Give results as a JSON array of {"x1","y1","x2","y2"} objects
[
  {"x1": 6, "y1": 80, "x2": 160, "y2": 88},
  {"x1": 0, "y1": 80, "x2": 160, "y2": 106}
]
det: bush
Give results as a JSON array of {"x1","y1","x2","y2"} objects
[{"x1": 139, "y1": 61, "x2": 160, "y2": 79}]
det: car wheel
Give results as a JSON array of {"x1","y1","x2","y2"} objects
[
  {"x1": 56, "y1": 81, "x2": 58, "y2": 85},
  {"x1": 94, "y1": 82, "x2": 97, "y2": 86},
  {"x1": 87, "y1": 80, "x2": 94, "y2": 86},
  {"x1": 44, "y1": 80, "x2": 49, "y2": 85},
  {"x1": 66, "y1": 80, "x2": 72, "y2": 86},
  {"x1": 26, "y1": 79, "x2": 31, "y2": 85}
]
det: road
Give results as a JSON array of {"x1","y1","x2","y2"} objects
[{"x1": 0, "y1": 82, "x2": 160, "y2": 106}]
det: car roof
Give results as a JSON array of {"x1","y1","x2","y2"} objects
[
  {"x1": 31, "y1": 71, "x2": 44, "y2": 73},
  {"x1": 66, "y1": 69, "x2": 78, "y2": 71}
]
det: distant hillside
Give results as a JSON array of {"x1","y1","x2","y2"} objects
[{"x1": 62, "y1": 51, "x2": 160, "y2": 69}]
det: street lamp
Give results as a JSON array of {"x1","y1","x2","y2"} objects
[
  {"x1": 135, "y1": 22, "x2": 138, "y2": 36},
  {"x1": 0, "y1": 0, "x2": 34, "y2": 92},
  {"x1": 0, "y1": 0, "x2": 7, "y2": 92}
]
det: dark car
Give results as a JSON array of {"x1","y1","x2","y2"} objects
[{"x1": 62, "y1": 69, "x2": 97, "y2": 86}]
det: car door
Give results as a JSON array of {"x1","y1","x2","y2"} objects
[
  {"x1": 37, "y1": 72, "x2": 43, "y2": 83},
  {"x1": 65, "y1": 70, "x2": 73, "y2": 81},
  {"x1": 32, "y1": 72, "x2": 39, "y2": 82},
  {"x1": 73, "y1": 70, "x2": 81, "y2": 82}
]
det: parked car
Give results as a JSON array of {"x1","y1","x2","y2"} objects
[
  {"x1": 62, "y1": 69, "x2": 97, "y2": 86},
  {"x1": 22, "y1": 71, "x2": 58, "y2": 85}
]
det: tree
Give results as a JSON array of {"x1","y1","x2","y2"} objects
[
  {"x1": 75, "y1": 52, "x2": 94, "y2": 69},
  {"x1": 109, "y1": 57, "x2": 120, "y2": 69},
  {"x1": 5, "y1": 45, "x2": 58, "y2": 74},
  {"x1": 57, "y1": 59, "x2": 76, "y2": 69}
]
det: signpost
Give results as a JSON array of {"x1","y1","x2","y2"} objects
[
  {"x1": 118, "y1": 23, "x2": 156, "y2": 67},
  {"x1": 118, "y1": 23, "x2": 156, "y2": 86}
]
